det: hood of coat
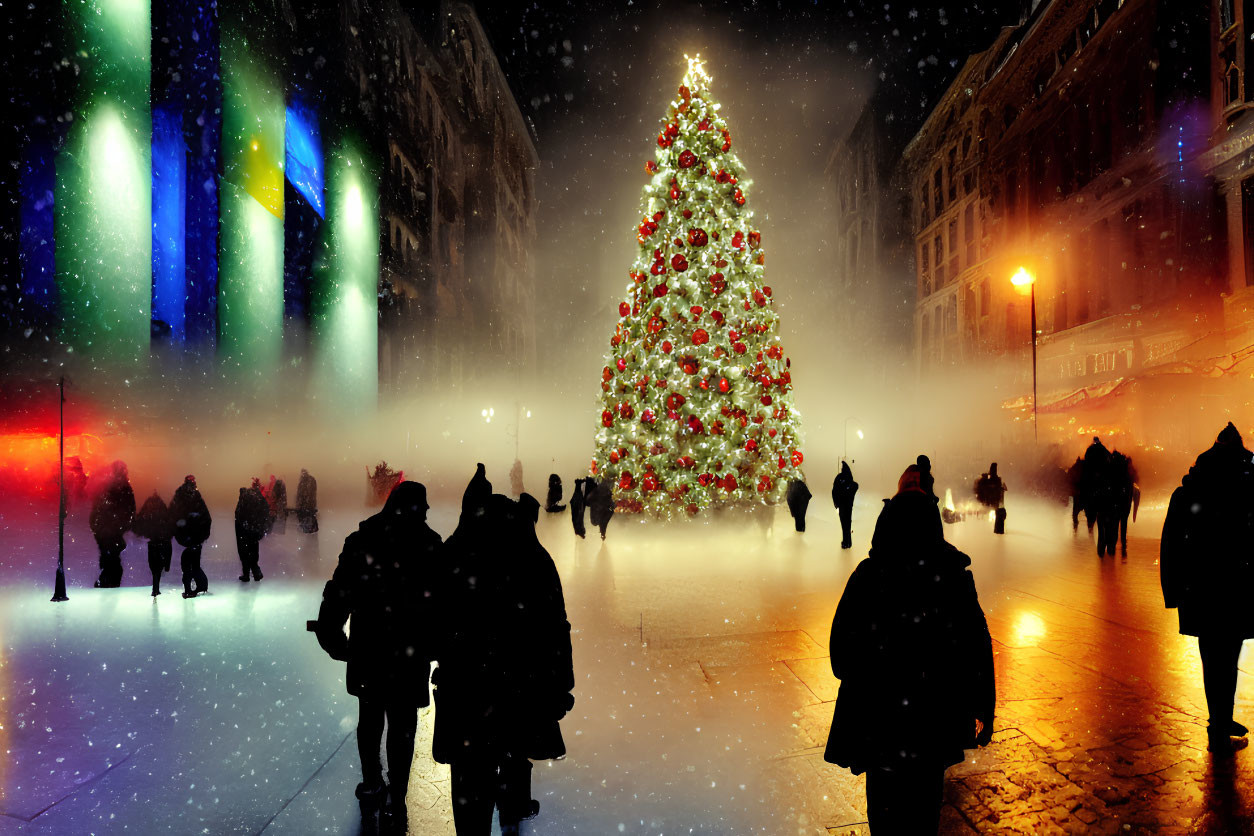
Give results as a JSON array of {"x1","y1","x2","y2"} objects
[{"x1": 868, "y1": 490, "x2": 969, "y2": 574}]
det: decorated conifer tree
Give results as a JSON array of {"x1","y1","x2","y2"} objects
[{"x1": 593, "y1": 55, "x2": 804, "y2": 519}]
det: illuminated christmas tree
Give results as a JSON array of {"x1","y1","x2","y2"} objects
[{"x1": 593, "y1": 55, "x2": 804, "y2": 519}]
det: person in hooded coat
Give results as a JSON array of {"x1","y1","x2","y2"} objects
[
  {"x1": 133, "y1": 491, "x2": 175, "y2": 596},
  {"x1": 544, "y1": 474, "x2": 566, "y2": 513},
  {"x1": 825, "y1": 465, "x2": 995, "y2": 834},
  {"x1": 569, "y1": 477, "x2": 587, "y2": 538},
  {"x1": 1066, "y1": 456, "x2": 1085, "y2": 532},
  {"x1": 170, "y1": 475, "x2": 211, "y2": 598},
  {"x1": 587, "y1": 478, "x2": 615, "y2": 540},
  {"x1": 90, "y1": 460, "x2": 136, "y2": 588},
  {"x1": 235, "y1": 484, "x2": 270, "y2": 582},
  {"x1": 1161, "y1": 422, "x2": 1254, "y2": 754},
  {"x1": 296, "y1": 469, "x2": 319, "y2": 533},
  {"x1": 316, "y1": 481, "x2": 443, "y2": 834},
  {"x1": 786, "y1": 479, "x2": 812, "y2": 532},
  {"x1": 433, "y1": 469, "x2": 575, "y2": 836},
  {"x1": 832, "y1": 462, "x2": 859, "y2": 549}
]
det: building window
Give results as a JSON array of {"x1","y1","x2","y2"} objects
[
  {"x1": 947, "y1": 148, "x2": 957, "y2": 201},
  {"x1": 933, "y1": 168, "x2": 943, "y2": 215},
  {"x1": 964, "y1": 204, "x2": 976, "y2": 265},
  {"x1": 1220, "y1": 0, "x2": 1235, "y2": 30},
  {"x1": 934, "y1": 233, "x2": 944, "y2": 284}
]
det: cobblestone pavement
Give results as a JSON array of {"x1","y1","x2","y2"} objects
[
  {"x1": 6, "y1": 495, "x2": 1252, "y2": 834},
  {"x1": 761, "y1": 505, "x2": 1254, "y2": 836}
]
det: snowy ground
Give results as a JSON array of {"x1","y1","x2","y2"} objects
[{"x1": 1, "y1": 489, "x2": 1251, "y2": 834}]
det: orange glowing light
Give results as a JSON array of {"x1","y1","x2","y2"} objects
[{"x1": 1010, "y1": 267, "x2": 1035, "y2": 294}]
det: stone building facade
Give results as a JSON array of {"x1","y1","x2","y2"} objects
[{"x1": 900, "y1": 0, "x2": 1223, "y2": 445}]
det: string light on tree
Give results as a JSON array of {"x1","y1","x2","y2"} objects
[{"x1": 592, "y1": 54, "x2": 805, "y2": 519}]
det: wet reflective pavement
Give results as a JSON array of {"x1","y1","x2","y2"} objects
[{"x1": 1, "y1": 494, "x2": 1252, "y2": 834}]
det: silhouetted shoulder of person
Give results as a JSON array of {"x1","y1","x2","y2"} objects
[
  {"x1": 825, "y1": 470, "x2": 994, "y2": 775},
  {"x1": 235, "y1": 485, "x2": 270, "y2": 539},
  {"x1": 588, "y1": 478, "x2": 615, "y2": 523},
  {"x1": 832, "y1": 462, "x2": 859, "y2": 505}
]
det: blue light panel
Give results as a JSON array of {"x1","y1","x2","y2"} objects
[{"x1": 284, "y1": 101, "x2": 324, "y2": 218}]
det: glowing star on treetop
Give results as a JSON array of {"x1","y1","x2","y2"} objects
[{"x1": 592, "y1": 55, "x2": 805, "y2": 520}]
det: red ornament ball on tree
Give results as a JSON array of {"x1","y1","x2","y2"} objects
[
  {"x1": 692, "y1": 329, "x2": 709, "y2": 346},
  {"x1": 602, "y1": 410, "x2": 614, "y2": 428},
  {"x1": 671, "y1": 254, "x2": 689, "y2": 272},
  {"x1": 718, "y1": 378, "x2": 730, "y2": 393},
  {"x1": 678, "y1": 149, "x2": 698, "y2": 168},
  {"x1": 688, "y1": 228, "x2": 708, "y2": 247},
  {"x1": 653, "y1": 283, "x2": 669, "y2": 297},
  {"x1": 791, "y1": 450, "x2": 804, "y2": 467},
  {"x1": 619, "y1": 302, "x2": 630, "y2": 317},
  {"x1": 662, "y1": 340, "x2": 673, "y2": 353}
]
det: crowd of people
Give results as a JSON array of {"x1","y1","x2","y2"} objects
[
  {"x1": 85, "y1": 466, "x2": 318, "y2": 597},
  {"x1": 313, "y1": 465, "x2": 574, "y2": 836}
]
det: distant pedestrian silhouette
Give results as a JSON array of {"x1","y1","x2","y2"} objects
[
  {"x1": 832, "y1": 462, "x2": 859, "y2": 549},
  {"x1": 90, "y1": 460, "x2": 136, "y2": 587},
  {"x1": 569, "y1": 477, "x2": 587, "y2": 538},
  {"x1": 1161, "y1": 422, "x2": 1254, "y2": 754},
  {"x1": 133, "y1": 491, "x2": 174, "y2": 596},
  {"x1": 170, "y1": 475, "x2": 211, "y2": 598},
  {"x1": 974, "y1": 462, "x2": 1007, "y2": 534},
  {"x1": 1080, "y1": 436, "x2": 1111, "y2": 535},
  {"x1": 435, "y1": 467, "x2": 574, "y2": 835},
  {"x1": 587, "y1": 477, "x2": 615, "y2": 540},
  {"x1": 295, "y1": 469, "x2": 319, "y2": 533},
  {"x1": 825, "y1": 465, "x2": 995, "y2": 834},
  {"x1": 234, "y1": 484, "x2": 269, "y2": 582},
  {"x1": 786, "y1": 479, "x2": 812, "y2": 532},
  {"x1": 545, "y1": 473, "x2": 566, "y2": 513},
  {"x1": 315, "y1": 481, "x2": 443, "y2": 834}
]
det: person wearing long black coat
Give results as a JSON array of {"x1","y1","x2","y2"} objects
[
  {"x1": 133, "y1": 491, "x2": 175, "y2": 596},
  {"x1": 569, "y1": 477, "x2": 587, "y2": 538},
  {"x1": 786, "y1": 479, "x2": 812, "y2": 532},
  {"x1": 544, "y1": 474, "x2": 566, "y2": 513},
  {"x1": 1066, "y1": 456, "x2": 1085, "y2": 532},
  {"x1": 587, "y1": 477, "x2": 615, "y2": 540},
  {"x1": 1161, "y1": 422, "x2": 1254, "y2": 754},
  {"x1": 235, "y1": 485, "x2": 270, "y2": 582},
  {"x1": 825, "y1": 466, "x2": 995, "y2": 834},
  {"x1": 974, "y1": 463, "x2": 1007, "y2": 534},
  {"x1": 270, "y1": 477, "x2": 288, "y2": 535},
  {"x1": 832, "y1": 462, "x2": 859, "y2": 549},
  {"x1": 433, "y1": 481, "x2": 575, "y2": 836},
  {"x1": 1080, "y1": 436, "x2": 1111, "y2": 534},
  {"x1": 90, "y1": 461, "x2": 136, "y2": 588},
  {"x1": 316, "y1": 481, "x2": 443, "y2": 834},
  {"x1": 296, "y1": 469, "x2": 319, "y2": 533},
  {"x1": 170, "y1": 475, "x2": 211, "y2": 598}
]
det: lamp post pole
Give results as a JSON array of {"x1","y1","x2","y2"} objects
[
  {"x1": 1029, "y1": 282, "x2": 1038, "y2": 442},
  {"x1": 53, "y1": 376, "x2": 68, "y2": 602}
]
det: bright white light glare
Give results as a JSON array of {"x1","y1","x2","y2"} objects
[
  {"x1": 489, "y1": 408, "x2": 495, "y2": 417},
  {"x1": 481, "y1": 409, "x2": 488, "y2": 417},
  {"x1": 526, "y1": 410, "x2": 532, "y2": 418},
  {"x1": 344, "y1": 183, "x2": 364, "y2": 228},
  {"x1": 856, "y1": 430, "x2": 864, "y2": 439}
]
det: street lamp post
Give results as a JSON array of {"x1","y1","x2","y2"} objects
[
  {"x1": 1011, "y1": 267, "x2": 1038, "y2": 441},
  {"x1": 843, "y1": 417, "x2": 863, "y2": 461},
  {"x1": 53, "y1": 376, "x2": 69, "y2": 602}
]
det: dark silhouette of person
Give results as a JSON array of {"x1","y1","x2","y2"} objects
[
  {"x1": 296, "y1": 468, "x2": 319, "y2": 533},
  {"x1": 825, "y1": 465, "x2": 995, "y2": 834},
  {"x1": 90, "y1": 460, "x2": 136, "y2": 588},
  {"x1": 569, "y1": 477, "x2": 587, "y2": 538},
  {"x1": 832, "y1": 461, "x2": 859, "y2": 549},
  {"x1": 235, "y1": 484, "x2": 269, "y2": 582},
  {"x1": 1107, "y1": 451, "x2": 1138, "y2": 557},
  {"x1": 133, "y1": 491, "x2": 174, "y2": 596},
  {"x1": 434, "y1": 474, "x2": 574, "y2": 836},
  {"x1": 587, "y1": 478, "x2": 615, "y2": 540},
  {"x1": 170, "y1": 475, "x2": 211, "y2": 598},
  {"x1": 545, "y1": 474, "x2": 566, "y2": 513},
  {"x1": 315, "y1": 481, "x2": 443, "y2": 835},
  {"x1": 975, "y1": 462, "x2": 1007, "y2": 534},
  {"x1": 1080, "y1": 436, "x2": 1111, "y2": 535},
  {"x1": 916, "y1": 454, "x2": 938, "y2": 503},
  {"x1": 1066, "y1": 456, "x2": 1085, "y2": 532},
  {"x1": 268, "y1": 476, "x2": 288, "y2": 535},
  {"x1": 64, "y1": 455, "x2": 88, "y2": 508},
  {"x1": 786, "y1": 479, "x2": 812, "y2": 532},
  {"x1": 1161, "y1": 422, "x2": 1254, "y2": 754}
]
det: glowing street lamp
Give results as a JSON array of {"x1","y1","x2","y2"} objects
[{"x1": 1011, "y1": 267, "x2": 1038, "y2": 441}]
